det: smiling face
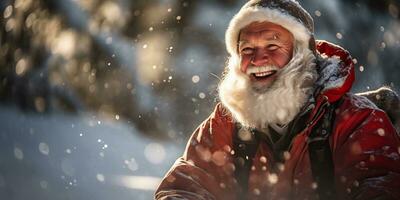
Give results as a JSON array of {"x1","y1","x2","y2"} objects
[{"x1": 238, "y1": 21, "x2": 294, "y2": 91}]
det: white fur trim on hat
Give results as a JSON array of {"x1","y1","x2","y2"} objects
[{"x1": 225, "y1": 1, "x2": 311, "y2": 56}]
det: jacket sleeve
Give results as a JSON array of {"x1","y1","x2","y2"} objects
[
  {"x1": 332, "y1": 96, "x2": 400, "y2": 200},
  {"x1": 155, "y1": 104, "x2": 240, "y2": 200}
]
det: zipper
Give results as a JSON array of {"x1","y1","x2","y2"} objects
[{"x1": 307, "y1": 96, "x2": 330, "y2": 128}]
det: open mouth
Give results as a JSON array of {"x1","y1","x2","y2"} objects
[{"x1": 251, "y1": 70, "x2": 277, "y2": 80}]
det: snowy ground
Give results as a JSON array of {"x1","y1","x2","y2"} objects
[{"x1": 0, "y1": 106, "x2": 183, "y2": 200}]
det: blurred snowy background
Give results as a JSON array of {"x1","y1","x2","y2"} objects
[{"x1": 0, "y1": 0, "x2": 399, "y2": 199}]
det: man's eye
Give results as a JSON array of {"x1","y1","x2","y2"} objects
[
  {"x1": 241, "y1": 48, "x2": 254, "y2": 55},
  {"x1": 267, "y1": 44, "x2": 279, "y2": 51}
]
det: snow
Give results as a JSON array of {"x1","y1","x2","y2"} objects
[
  {"x1": 1, "y1": 0, "x2": 399, "y2": 198},
  {"x1": 314, "y1": 10, "x2": 321, "y2": 17},
  {"x1": 96, "y1": 174, "x2": 105, "y2": 182},
  {"x1": 191, "y1": 75, "x2": 200, "y2": 83},
  {"x1": 211, "y1": 151, "x2": 228, "y2": 166},
  {"x1": 238, "y1": 129, "x2": 253, "y2": 142},
  {"x1": 268, "y1": 173, "x2": 278, "y2": 184},
  {"x1": 0, "y1": 106, "x2": 182, "y2": 200},
  {"x1": 260, "y1": 156, "x2": 267, "y2": 163},
  {"x1": 311, "y1": 182, "x2": 318, "y2": 190},
  {"x1": 13, "y1": 147, "x2": 24, "y2": 160},
  {"x1": 40, "y1": 180, "x2": 48, "y2": 189},
  {"x1": 253, "y1": 188, "x2": 261, "y2": 195},
  {"x1": 316, "y1": 55, "x2": 346, "y2": 91},
  {"x1": 124, "y1": 158, "x2": 139, "y2": 172},
  {"x1": 39, "y1": 142, "x2": 50, "y2": 155},
  {"x1": 199, "y1": 92, "x2": 206, "y2": 99},
  {"x1": 377, "y1": 128, "x2": 385, "y2": 136},
  {"x1": 144, "y1": 143, "x2": 166, "y2": 164},
  {"x1": 336, "y1": 32, "x2": 343, "y2": 39}
]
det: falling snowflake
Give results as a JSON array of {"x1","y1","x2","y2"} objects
[
  {"x1": 3, "y1": 5, "x2": 12, "y2": 19},
  {"x1": 311, "y1": 182, "x2": 318, "y2": 189},
  {"x1": 40, "y1": 180, "x2": 48, "y2": 189},
  {"x1": 260, "y1": 156, "x2": 267, "y2": 163},
  {"x1": 144, "y1": 143, "x2": 166, "y2": 164},
  {"x1": 377, "y1": 128, "x2": 385, "y2": 136},
  {"x1": 61, "y1": 159, "x2": 75, "y2": 176},
  {"x1": 14, "y1": 147, "x2": 23, "y2": 160},
  {"x1": 192, "y1": 75, "x2": 200, "y2": 83},
  {"x1": 39, "y1": 142, "x2": 50, "y2": 155},
  {"x1": 124, "y1": 158, "x2": 139, "y2": 171},
  {"x1": 253, "y1": 188, "x2": 261, "y2": 195},
  {"x1": 268, "y1": 173, "x2": 278, "y2": 184},
  {"x1": 199, "y1": 92, "x2": 206, "y2": 99},
  {"x1": 96, "y1": 174, "x2": 105, "y2": 182},
  {"x1": 380, "y1": 42, "x2": 386, "y2": 49},
  {"x1": 106, "y1": 37, "x2": 112, "y2": 44}
]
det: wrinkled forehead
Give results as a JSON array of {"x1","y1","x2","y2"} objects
[{"x1": 239, "y1": 21, "x2": 294, "y2": 42}]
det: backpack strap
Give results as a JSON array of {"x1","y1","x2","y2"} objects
[
  {"x1": 232, "y1": 123, "x2": 260, "y2": 199},
  {"x1": 307, "y1": 98, "x2": 342, "y2": 199}
]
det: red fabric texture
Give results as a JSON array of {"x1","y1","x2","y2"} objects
[{"x1": 155, "y1": 41, "x2": 400, "y2": 200}]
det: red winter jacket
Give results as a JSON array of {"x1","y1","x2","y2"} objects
[{"x1": 155, "y1": 41, "x2": 400, "y2": 200}]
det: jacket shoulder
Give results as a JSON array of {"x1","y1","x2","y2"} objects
[
  {"x1": 156, "y1": 104, "x2": 238, "y2": 200},
  {"x1": 332, "y1": 92, "x2": 399, "y2": 152},
  {"x1": 331, "y1": 93, "x2": 400, "y2": 199},
  {"x1": 343, "y1": 93, "x2": 379, "y2": 111},
  {"x1": 183, "y1": 103, "x2": 235, "y2": 158}
]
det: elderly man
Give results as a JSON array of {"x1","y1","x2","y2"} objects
[{"x1": 155, "y1": 0, "x2": 400, "y2": 199}]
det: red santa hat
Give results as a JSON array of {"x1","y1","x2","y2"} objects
[{"x1": 225, "y1": 0, "x2": 316, "y2": 56}]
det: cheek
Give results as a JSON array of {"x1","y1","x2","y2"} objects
[
  {"x1": 272, "y1": 50, "x2": 292, "y2": 68},
  {"x1": 239, "y1": 56, "x2": 251, "y2": 72}
]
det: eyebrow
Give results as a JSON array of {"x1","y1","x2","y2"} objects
[
  {"x1": 238, "y1": 34, "x2": 281, "y2": 47},
  {"x1": 238, "y1": 40, "x2": 249, "y2": 46}
]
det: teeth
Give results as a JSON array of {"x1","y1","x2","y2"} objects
[
  {"x1": 246, "y1": 66, "x2": 278, "y2": 75},
  {"x1": 254, "y1": 71, "x2": 274, "y2": 77}
]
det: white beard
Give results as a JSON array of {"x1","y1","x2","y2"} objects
[{"x1": 218, "y1": 47, "x2": 318, "y2": 130}]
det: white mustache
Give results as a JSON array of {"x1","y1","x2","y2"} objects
[{"x1": 246, "y1": 65, "x2": 279, "y2": 75}]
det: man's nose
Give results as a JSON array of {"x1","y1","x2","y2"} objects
[{"x1": 251, "y1": 49, "x2": 268, "y2": 66}]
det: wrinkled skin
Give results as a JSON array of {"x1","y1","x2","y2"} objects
[{"x1": 238, "y1": 22, "x2": 294, "y2": 91}]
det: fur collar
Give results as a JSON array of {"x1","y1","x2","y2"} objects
[{"x1": 314, "y1": 40, "x2": 355, "y2": 102}]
